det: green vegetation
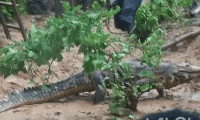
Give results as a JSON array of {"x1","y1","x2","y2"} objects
[
  {"x1": 1, "y1": 0, "x2": 27, "y2": 21},
  {"x1": 135, "y1": 0, "x2": 193, "y2": 40},
  {"x1": 0, "y1": 0, "x2": 194, "y2": 119},
  {"x1": 108, "y1": 0, "x2": 193, "y2": 119},
  {"x1": 0, "y1": 1, "x2": 122, "y2": 79}
]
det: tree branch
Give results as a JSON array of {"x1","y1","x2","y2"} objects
[{"x1": 162, "y1": 28, "x2": 200, "y2": 51}]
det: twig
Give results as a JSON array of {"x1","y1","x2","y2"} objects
[
  {"x1": 45, "y1": 59, "x2": 55, "y2": 84},
  {"x1": 162, "y1": 28, "x2": 200, "y2": 51},
  {"x1": 190, "y1": 81, "x2": 200, "y2": 90}
]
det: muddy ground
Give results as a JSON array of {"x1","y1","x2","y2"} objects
[{"x1": 0, "y1": 15, "x2": 200, "y2": 120}]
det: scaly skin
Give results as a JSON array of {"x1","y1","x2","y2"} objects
[
  {"x1": 126, "y1": 59, "x2": 200, "y2": 88},
  {"x1": 0, "y1": 59, "x2": 200, "y2": 113},
  {"x1": 0, "y1": 71, "x2": 106, "y2": 113}
]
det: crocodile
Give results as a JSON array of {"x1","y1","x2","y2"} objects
[{"x1": 0, "y1": 59, "x2": 200, "y2": 113}]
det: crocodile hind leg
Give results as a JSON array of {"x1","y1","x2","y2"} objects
[
  {"x1": 93, "y1": 88, "x2": 106, "y2": 104},
  {"x1": 88, "y1": 71, "x2": 106, "y2": 104}
]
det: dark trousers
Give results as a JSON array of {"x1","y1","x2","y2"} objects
[{"x1": 113, "y1": 0, "x2": 143, "y2": 33}]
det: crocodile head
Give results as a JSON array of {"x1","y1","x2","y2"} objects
[{"x1": 163, "y1": 63, "x2": 200, "y2": 89}]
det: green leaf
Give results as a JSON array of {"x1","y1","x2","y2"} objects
[
  {"x1": 129, "y1": 115, "x2": 135, "y2": 119},
  {"x1": 140, "y1": 84, "x2": 151, "y2": 92},
  {"x1": 41, "y1": 84, "x2": 49, "y2": 90},
  {"x1": 83, "y1": 60, "x2": 95, "y2": 75},
  {"x1": 92, "y1": 59, "x2": 104, "y2": 69},
  {"x1": 109, "y1": 102, "x2": 118, "y2": 113},
  {"x1": 62, "y1": 2, "x2": 71, "y2": 11},
  {"x1": 56, "y1": 54, "x2": 63, "y2": 62},
  {"x1": 98, "y1": 84, "x2": 106, "y2": 91},
  {"x1": 84, "y1": 55, "x2": 90, "y2": 62},
  {"x1": 139, "y1": 70, "x2": 154, "y2": 78}
]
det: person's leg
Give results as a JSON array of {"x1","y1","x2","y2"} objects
[
  {"x1": 114, "y1": 0, "x2": 143, "y2": 33},
  {"x1": 81, "y1": 0, "x2": 94, "y2": 11},
  {"x1": 26, "y1": 0, "x2": 48, "y2": 14},
  {"x1": 54, "y1": 0, "x2": 64, "y2": 17}
]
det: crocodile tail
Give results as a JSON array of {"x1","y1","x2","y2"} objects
[{"x1": 0, "y1": 71, "x2": 92, "y2": 113}]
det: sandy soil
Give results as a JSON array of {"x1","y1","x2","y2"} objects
[{"x1": 0, "y1": 15, "x2": 200, "y2": 120}]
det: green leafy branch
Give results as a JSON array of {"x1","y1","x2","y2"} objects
[
  {"x1": 1, "y1": 0, "x2": 27, "y2": 21},
  {"x1": 0, "y1": 1, "x2": 121, "y2": 79},
  {"x1": 0, "y1": 1, "x2": 191, "y2": 119},
  {"x1": 135, "y1": 0, "x2": 193, "y2": 40}
]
